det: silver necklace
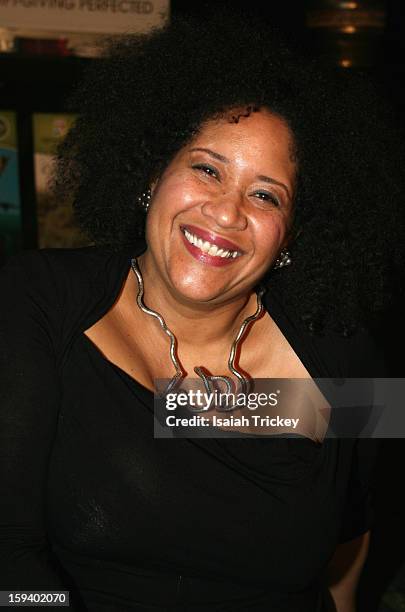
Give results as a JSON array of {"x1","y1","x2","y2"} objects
[{"x1": 131, "y1": 257, "x2": 265, "y2": 410}]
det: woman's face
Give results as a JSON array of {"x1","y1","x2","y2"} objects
[{"x1": 144, "y1": 108, "x2": 296, "y2": 305}]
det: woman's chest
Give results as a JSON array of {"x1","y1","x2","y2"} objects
[
  {"x1": 49, "y1": 336, "x2": 346, "y2": 589},
  {"x1": 82, "y1": 305, "x2": 313, "y2": 394}
]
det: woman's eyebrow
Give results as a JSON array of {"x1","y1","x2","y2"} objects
[
  {"x1": 256, "y1": 175, "x2": 291, "y2": 199},
  {"x1": 189, "y1": 147, "x2": 291, "y2": 199},
  {"x1": 189, "y1": 147, "x2": 229, "y2": 163}
]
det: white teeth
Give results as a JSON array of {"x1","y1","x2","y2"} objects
[{"x1": 182, "y1": 228, "x2": 240, "y2": 259}]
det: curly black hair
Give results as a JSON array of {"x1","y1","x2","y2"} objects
[{"x1": 53, "y1": 11, "x2": 405, "y2": 336}]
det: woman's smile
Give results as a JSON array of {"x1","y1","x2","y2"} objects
[{"x1": 180, "y1": 224, "x2": 244, "y2": 267}]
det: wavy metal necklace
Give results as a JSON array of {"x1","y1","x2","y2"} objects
[{"x1": 131, "y1": 257, "x2": 264, "y2": 411}]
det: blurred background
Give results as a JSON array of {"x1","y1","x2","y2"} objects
[{"x1": 0, "y1": 1, "x2": 404, "y2": 610}]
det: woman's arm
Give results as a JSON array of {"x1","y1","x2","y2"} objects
[
  {"x1": 325, "y1": 530, "x2": 370, "y2": 612},
  {"x1": 0, "y1": 253, "x2": 79, "y2": 606}
]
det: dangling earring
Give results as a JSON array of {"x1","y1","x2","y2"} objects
[
  {"x1": 273, "y1": 249, "x2": 292, "y2": 269},
  {"x1": 138, "y1": 188, "x2": 152, "y2": 212}
]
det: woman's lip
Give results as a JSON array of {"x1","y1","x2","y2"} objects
[
  {"x1": 180, "y1": 224, "x2": 244, "y2": 253},
  {"x1": 180, "y1": 231, "x2": 241, "y2": 267}
]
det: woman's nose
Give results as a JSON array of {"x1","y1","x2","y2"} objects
[{"x1": 201, "y1": 192, "x2": 248, "y2": 231}]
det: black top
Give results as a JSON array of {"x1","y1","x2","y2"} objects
[{"x1": 0, "y1": 246, "x2": 384, "y2": 611}]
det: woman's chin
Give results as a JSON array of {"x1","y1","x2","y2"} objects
[
  {"x1": 167, "y1": 276, "x2": 233, "y2": 305},
  {"x1": 172, "y1": 286, "x2": 225, "y2": 305}
]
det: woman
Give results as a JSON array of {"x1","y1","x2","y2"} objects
[{"x1": 0, "y1": 13, "x2": 403, "y2": 612}]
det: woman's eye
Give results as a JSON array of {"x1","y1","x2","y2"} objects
[
  {"x1": 253, "y1": 191, "x2": 280, "y2": 207},
  {"x1": 192, "y1": 163, "x2": 219, "y2": 179}
]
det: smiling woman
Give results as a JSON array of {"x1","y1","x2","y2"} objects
[
  {"x1": 0, "y1": 10, "x2": 404, "y2": 612},
  {"x1": 144, "y1": 110, "x2": 295, "y2": 303}
]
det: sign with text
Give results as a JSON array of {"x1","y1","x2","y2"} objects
[{"x1": 0, "y1": 0, "x2": 169, "y2": 35}]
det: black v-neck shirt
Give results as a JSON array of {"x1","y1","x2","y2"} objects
[{"x1": 0, "y1": 246, "x2": 385, "y2": 611}]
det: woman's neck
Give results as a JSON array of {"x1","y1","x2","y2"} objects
[{"x1": 133, "y1": 255, "x2": 259, "y2": 351}]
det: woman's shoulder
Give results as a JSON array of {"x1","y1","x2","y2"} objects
[
  {"x1": 263, "y1": 285, "x2": 387, "y2": 378},
  {"x1": 3, "y1": 245, "x2": 126, "y2": 274},
  {"x1": 2, "y1": 245, "x2": 131, "y2": 292},
  {"x1": 309, "y1": 324, "x2": 387, "y2": 378},
  {"x1": 1, "y1": 246, "x2": 135, "y2": 357},
  {"x1": 1, "y1": 246, "x2": 133, "y2": 325}
]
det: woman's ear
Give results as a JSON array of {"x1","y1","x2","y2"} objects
[
  {"x1": 293, "y1": 226, "x2": 303, "y2": 240},
  {"x1": 150, "y1": 177, "x2": 160, "y2": 197},
  {"x1": 282, "y1": 225, "x2": 302, "y2": 250}
]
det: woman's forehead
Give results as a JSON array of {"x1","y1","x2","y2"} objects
[
  {"x1": 188, "y1": 110, "x2": 296, "y2": 170},
  {"x1": 194, "y1": 107, "x2": 295, "y2": 145}
]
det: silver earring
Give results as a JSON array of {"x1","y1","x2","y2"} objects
[
  {"x1": 274, "y1": 249, "x2": 292, "y2": 269},
  {"x1": 138, "y1": 188, "x2": 152, "y2": 212}
]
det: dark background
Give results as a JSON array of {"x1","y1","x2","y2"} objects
[
  {"x1": 0, "y1": 2, "x2": 404, "y2": 610},
  {"x1": 2, "y1": 0, "x2": 405, "y2": 258}
]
